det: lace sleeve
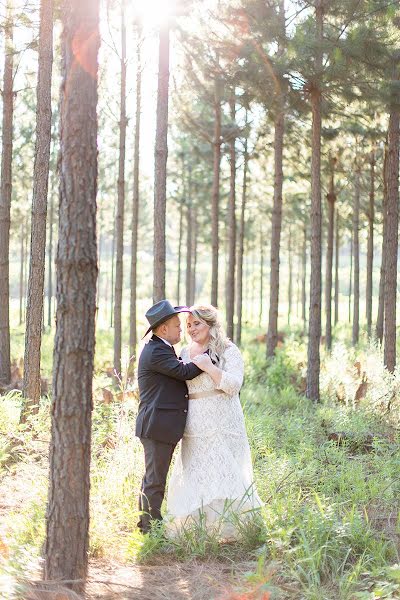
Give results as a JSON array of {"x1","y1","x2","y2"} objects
[{"x1": 217, "y1": 344, "x2": 244, "y2": 396}]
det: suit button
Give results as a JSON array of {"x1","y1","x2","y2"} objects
[
  {"x1": 184, "y1": 394, "x2": 188, "y2": 398},
  {"x1": 183, "y1": 409, "x2": 188, "y2": 413}
]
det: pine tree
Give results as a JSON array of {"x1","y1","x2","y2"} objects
[
  {"x1": 44, "y1": 0, "x2": 100, "y2": 590},
  {"x1": 0, "y1": 2, "x2": 14, "y2": 384},
  {"x1": 22, "y1": 0, "x2": 54, "y2": 413}
]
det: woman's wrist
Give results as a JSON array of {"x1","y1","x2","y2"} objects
[{"x1": 207, "y1": 364, "x2": 222, "y2": 385}]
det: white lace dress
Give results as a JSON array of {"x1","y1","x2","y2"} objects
[{"x1": 166, "y1": 342, "x2": 262, "y2": 538}]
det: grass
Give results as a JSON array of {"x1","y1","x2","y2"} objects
[{"x1": 1, "y1": 326, "x2": 400, "y2": 598}]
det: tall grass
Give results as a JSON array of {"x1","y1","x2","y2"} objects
[{"x1": 1, "y1": 329, "x2": 400, "y2": 599}]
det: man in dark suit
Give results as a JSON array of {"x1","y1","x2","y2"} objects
[{"x1": 136, "y1": 299, "x2": 203, "y2": 534}]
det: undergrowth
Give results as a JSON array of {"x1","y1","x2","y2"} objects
[{"x1": 0, "y1": 330, "x2": 399, "y2": 599}]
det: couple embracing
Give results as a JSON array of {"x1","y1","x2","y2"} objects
[{"x1": 136, "y1": 300, "x2": 261, "y2": 539}]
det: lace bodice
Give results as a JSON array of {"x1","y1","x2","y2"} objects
[{"x1": 180, "y1": 342, "x2": 244, "y2": 396}]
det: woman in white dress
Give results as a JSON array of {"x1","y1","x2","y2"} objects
[{"x1": 166, "y1": 304, "x2": 262, "y2": 539}]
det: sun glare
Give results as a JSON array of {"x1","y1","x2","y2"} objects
[{"x1": 135, "y1": 0, "x2": 178, "y2": 28}]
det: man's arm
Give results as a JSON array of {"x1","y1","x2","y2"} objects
[{"x1": 151, "y1": 344, "x2": 202, "y2": 380}]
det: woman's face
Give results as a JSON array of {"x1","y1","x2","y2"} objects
[{"x1": 187, "y1": 314, "x2": 210, "y2": 346}]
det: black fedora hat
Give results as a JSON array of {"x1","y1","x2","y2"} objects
[{"x1": 143, "y1": 299, "x2": 191, "y2": 338}]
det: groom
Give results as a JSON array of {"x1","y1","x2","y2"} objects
[{"x1": 136, "y1": 299, "x2": 203, "y2": 534}]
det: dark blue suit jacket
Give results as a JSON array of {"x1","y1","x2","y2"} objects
[{"x1": 135, "y1": 335, "x2": 202, "y2": 444}]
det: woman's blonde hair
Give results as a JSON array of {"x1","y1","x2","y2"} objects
[{"x1": 189, "y1": 304, "x2": 230, "y2": 365}]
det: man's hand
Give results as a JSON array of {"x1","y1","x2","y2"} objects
[{"x1": 192, "y1": 353, "x2": 213, "y2": 372}]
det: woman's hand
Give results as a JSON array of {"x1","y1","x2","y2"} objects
[{"x1": 192, "y1": 353, "x2": 213, "y2": 372}]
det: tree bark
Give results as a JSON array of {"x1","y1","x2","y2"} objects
[
  {"x1": 302, "y1": 222, "x2": 307, "y2": 332},
  {"x1": 259, "y1": 225, "x2": 264, "y2": 329},
  {"x1": 185, "y1": 166, "x2": 193, "y2": 307},
  {"x1": 211, "y1": 66, "x2": 221, "y2": 307},
  {"x1": 325, "y1": 154, "x2": 336, "y2": 350},
  {"x1": 190, "y1": 206, "x2": 197, "y2": 307},
  {"x1": 44, "y1": 0, "x2": 99, "y2": 591},
  {"x1": 384, "y1": 101, "x2": 399, "y2": 372},
  {"x1": 176, "y1": 198, "x2": 184, "y2": 305},
  {"x1": 22, "y1": 0, "x2": 53, "y2": 412},
  {"x1": 226, "y1": 92, "x2": 236, "y2": 340},
  {"x1": 366, "y1": 147, "x2": 375, "y2": 337},
  {"x1": 0, "y1": 3, "x2": 14, "y2": 384},
  {"x1": 266, "y1": 108, "x2": 284, "y2": 357},
  {"x1": 306, "y1": 2, "x2": 323, "y2": 401},
  {"x1": 19, "y1": 221, "x2": 25, "y2": 326},
  {"x1": 334, "y1": 208, "x2": 339, "y2": 326},
  {"x1": 348, "y1": 235, "x2": 353, "y2": 323},
  {"x1": 153, "y1": 23, "x2": 170, "y2": 303},
  {"x1": 47, "y1": 173, "x2": 55, "y2": 328},
  {"x1": 110, "y1": 204, "x2": 115, "y2": 327},
  {"x1": 352, "y1": 157, "x2": 360, "y2": 346},
  {"x1": 287, "y1": 227, "x2": 293, "y2": 325},
  {"x1": 129, "y1": 21, "x2": 142, "y2": 363},
  {"x1": 235, "y1": 130, "x2": 248, "y2": 345},
  {"x1": 376, "y1": 143, "x2": 388, "y2": 343},
  {"x1": 113, "y1": 1, "x2": 127, "y2": 380}
]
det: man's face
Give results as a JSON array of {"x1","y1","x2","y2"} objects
[{"x1": 160, "y1": 315, "x2": 182, "y2": 345}]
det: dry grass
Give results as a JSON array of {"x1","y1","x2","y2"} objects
[
  {"x1": 87, "y1": 559, "x2": 251, "y2": 599},
  {"x1": 22, "y1": 560, "x2": 257, "y2": 600}
]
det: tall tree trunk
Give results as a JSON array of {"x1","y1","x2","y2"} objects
[
  {"x1": 0, "y1": 2, "x2": 14, "y2": 384},
  {"x1": 352, "y1": 157, "x2": 361, "y2": 346},
  {"x1": 266, "y1": 109, "x2": 284, "y2": 356},
  {"x1": 266, "y1": 0, "x2": 286, "y2": 356},
  {"x1": 376, "y1": 143, "x2": 388, "y2": 343},
  {"x1": 348, "y1": 235, "x2": 353, "y2": 323},
  {"x1": 211, "y1": 64, "x2": 221, "y2": 307},
  {"x1": 366, "y1": 146, "x2": 375, "y2": 337},
  {"x1": 185, "y1": 167, "x2": 193, "y2": 307},
  {"x1": 25, "y1": 217, "x2": 30, "y2": 326},
  {"x1": 334, "y1": 208, "x2": 339, "y2": 326},
  {"x1": 129, "y1": 21, "x2": 142, "y2": 362},
  {"x1": 22, "y1": 0, "x2": 53, "y2": 412},
  {"x1": 306, "y1": 2, "x2": 323, "y2": 401},
  {"x1": 97, "y1": 216, "x2": 103, "y2": 315},
  {"x1": 113, "y1": 0, "x2": 127, "y2": 379},
  {"x1": 110, "y1": 205, "x2": 115, "y2": 327},
  {"x1": 302, "y1": 222, "x2": 307, "y2": 332},
  {"x1": 287, "y1": 227, "x2": 292, "y2": 325},
  {"x1": 296, "y1": 250, "x2": 301, "y2": 318},
  {"x1": 176, "y1": 198, "x2": 184, "y2": 305},
  {"x1": 190, "y1": 206, "x2": 197, "y2": 307},
  {"x1": 226, "y1": 92, "x2": 236, "y2": 339},
  {"x1": 44, "y1": 0, "x2": 99, "y2": 592},
  {"x1": 259, "y1": 226, "x2": 264, "y2": 329},
  {"x1": 235, "y1": 129, "x2": 248, "y2": 345},
  {"x1": 47, "y1": 174, "x2": 54, "y2": 328},
  {"x1": 153, "y1": 23, "x2": 169, "y2": 303},
  {"x1": 19, "y1": 221, "x2": 25, "y2": 326},
  {"x1": 384, "y1": 94, "x2": 399, "y2": 372},
  {"x1": 325, "y1": 153, "x2": 336, "y2": 350},
  {"x1": 242, "y1": 239, "x2": 250, "y2": 323}
]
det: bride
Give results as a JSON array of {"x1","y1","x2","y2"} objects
[{"x1": 166, "y1": 304, "x2": 262, "y2": 539}]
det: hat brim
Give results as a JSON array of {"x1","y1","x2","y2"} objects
[{"x1": 142, "y1": 306, "x2": 191, "y2": 338}]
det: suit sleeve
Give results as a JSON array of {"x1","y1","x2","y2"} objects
[{"x1": 151, "y1": 344, "x2": 203, "y2": 380}]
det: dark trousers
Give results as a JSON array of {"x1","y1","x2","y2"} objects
[{"x1": 137, "y1": 437, "x2": 176, "y2": 533}]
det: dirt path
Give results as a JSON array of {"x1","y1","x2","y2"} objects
[
  {"x1": 85, "y1": 559, "x2": 254, "y2": 599},
  {"x1": 11, "y1": 559, "x2": 255, "y2": 599},
  {"x1": 0, "y1": 469, "x2": 256, "y2": 599}
]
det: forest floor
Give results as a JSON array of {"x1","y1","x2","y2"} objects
[
  {"x1": 0, "y1": 461, "x2": 256, "y2": 599},
  {"x1": 1, "y1": 330, "x2": 400, "y2": 600}
]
